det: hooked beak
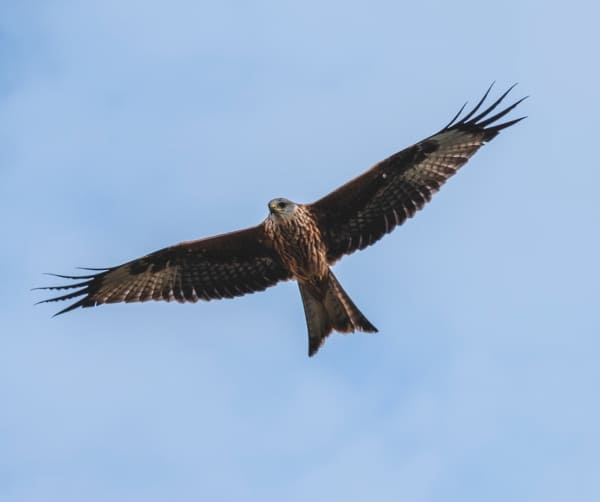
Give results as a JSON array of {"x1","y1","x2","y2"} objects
[{"x1": 269, "y1": 201, "x2": 285, "y2": 214}]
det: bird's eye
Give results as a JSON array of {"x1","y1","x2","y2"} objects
[{"x1": 277, "y1": 202, "x2": 286, "y2": 209}]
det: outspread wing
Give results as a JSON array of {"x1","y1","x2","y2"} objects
[
  {"x1": 37, "y1": 224, "x2": 291, "y2": 315},
  {"x1": 310, "y1": 85, "x2": 526, "y2": 263}
]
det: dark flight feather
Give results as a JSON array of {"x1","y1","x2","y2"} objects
[
  {"x1": 310, "y1": 84, "x2": 526, "y2": 263},
  {"x1": 37, "y1": 225, "x2": 291, "y2": 315}
]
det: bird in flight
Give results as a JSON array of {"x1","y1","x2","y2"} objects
[{"x1": 38, "y1": 85, "x2": 526, "y2": 356}]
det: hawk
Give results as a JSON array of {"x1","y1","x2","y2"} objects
[{"x1": 38, "y1": 85, "x2": 526, "y2": 356}]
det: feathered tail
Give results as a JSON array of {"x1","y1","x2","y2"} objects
[{"x1": 298, "y1": 271, "x2": 377, "y2": 356}]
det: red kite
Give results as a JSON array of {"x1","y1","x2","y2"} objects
[{"x1": 38, "y1": 85, "x2": 526, "y2": 356}]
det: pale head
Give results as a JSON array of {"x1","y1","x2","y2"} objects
[{"x1": 268, "y1": 198, "x2": 297, "y2": 218}]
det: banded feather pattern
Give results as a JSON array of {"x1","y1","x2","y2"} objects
[
  {"x1": 38, "y1": 226, "x2": 291, "y2": 315},
  {"x1": 310, "y1": 84, "x2": 526, "y2": 263}
]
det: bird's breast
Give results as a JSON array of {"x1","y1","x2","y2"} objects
[{"x1": 266, "y1": 207, "x2": 328, "y2": 281}]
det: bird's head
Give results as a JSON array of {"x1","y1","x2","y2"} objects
[{"x1": 268, "y1": 198, "x2": 297, "y2": 218}]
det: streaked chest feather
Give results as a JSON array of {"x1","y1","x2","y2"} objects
[{"x1": 266, "y1": 207, "x2": 328, "y2": 280}]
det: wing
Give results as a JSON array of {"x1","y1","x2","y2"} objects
[
  {"x1": 37, "y1": 224, "x2": 291, "y2": 315},
  {"x1": 309, "y1": 84, "x2": 527, "y2": 263}
]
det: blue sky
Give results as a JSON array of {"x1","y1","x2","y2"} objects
[{"x1": 1, "y1": 0, "x2": 599, "y2": 500}]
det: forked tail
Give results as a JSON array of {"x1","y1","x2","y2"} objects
[{"x1": 298, "y1": 271, "x2": 377, "y2": 356}]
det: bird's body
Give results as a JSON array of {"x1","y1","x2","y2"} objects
[
  {"x1": 38, "y1": 85, "x2": 526, "y2": 356},
  {"x1": 265, "y1": 200, "x2": 328, "y2": 283},
  {"x1": 264, "y1": 198, "x2": 377, "y2": 354}
]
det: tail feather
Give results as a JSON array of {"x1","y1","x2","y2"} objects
[
  {"x1": 298, "y1": 271, "x2": 377, "y2": 356},
  {"x1": 298, "y1": 284, "x2": 332, "y2": 356}
]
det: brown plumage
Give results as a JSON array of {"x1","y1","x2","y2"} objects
[{"x1": 37, "y1": 84, "x2": 526, "y2": 356}]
